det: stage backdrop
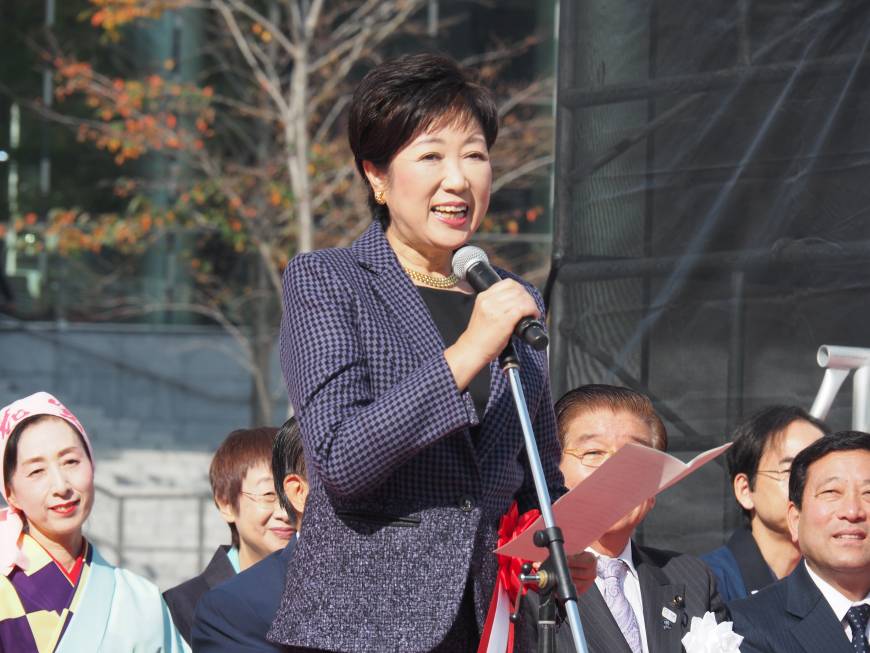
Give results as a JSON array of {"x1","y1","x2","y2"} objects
[{"x1": 549, "y1": 0, "x2": 870, "y2": 552}]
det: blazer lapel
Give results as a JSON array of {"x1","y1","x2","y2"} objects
[
  {"x1": 634, "y1": 545, "x2": 685, "y2": 653},
  {"x1": 352, "y1": 223, "x2": 447, "y2": 366},
  {"x1": 202, "y1": 545, "x2": 236, "y2": 589},
  {"x1": 473, "y1": 357, "x2": 510, "y2": 458},
  {"x1": 351, "y1": 223, "x2": 480, "y2": 462},
  {"x1": 577, "y1": 585, "x2": 634, "y2": 653},
  {"x1": 787, "y1": 564, "x2": 852, "y2": 653}
]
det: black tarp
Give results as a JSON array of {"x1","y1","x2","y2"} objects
[{"x1": 549, "y1": 0, "x2": 870, "y2": 552}]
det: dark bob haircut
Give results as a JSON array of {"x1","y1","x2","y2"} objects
[
  {"x1": 347, "y1": 52, "x2": 499, "y2": 227},
  {"x1": 271, "y1": 417, "x2": 306, "y2": 525},
  {"x1": 726, "y1": 405, "x2": 830, "y2": 521},
  {"x1": 788, "y1": 430, "x2": 870, "y2": 509}
]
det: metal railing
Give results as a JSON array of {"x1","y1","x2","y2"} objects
[{"x1": 86, "y1": 483, "x2": 214, "y2": 573}]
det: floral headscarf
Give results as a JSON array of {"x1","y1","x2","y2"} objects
[{"x1": 0, "y1": 392, "x2": 94, "y2": 575}]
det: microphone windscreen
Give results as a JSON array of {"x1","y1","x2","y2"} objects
[{"x1": 452, "y1": 245, "x2": 489, "y2": 280}]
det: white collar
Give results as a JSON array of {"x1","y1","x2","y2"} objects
[
  {"x1": 587, "y1": 539, "x2": 638, "y2": 580},
  {"x1": 804, "y1": 560, "x2": 870, "y2": 623}
]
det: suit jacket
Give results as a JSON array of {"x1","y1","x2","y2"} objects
[
  {"x1": 729, "y1": 562, "x2": 853, "y2": 653},
  {"x1": 191, "y1": 538, "x2": 296, "y2": 653},
  {"x1": 701, "y1": 526, "x2": 776, "y2": 603},
  {"x1": 517, "y1": 544, "x2": 727, "y2": 653},
  {"x1": 164, "y1": 546, "x2": 235, "y2": 645},
  {"x1": 269, "y1": 221, "x2": 565, "y2": 652}
]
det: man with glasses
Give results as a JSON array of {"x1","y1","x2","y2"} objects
[
  {"x1": 164, "y1": 426, "x2": 295, "y2": 645},
  {"x1": 702, "y1": 406, "x2": 829, "y2": 603},
  {"x1": 519, "y1": 384, "x2": 726, "y2": 653}
]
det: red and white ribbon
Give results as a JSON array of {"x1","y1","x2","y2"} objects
[{"x1": 478, "y1": 502, "x2": 541, "y2": 653}]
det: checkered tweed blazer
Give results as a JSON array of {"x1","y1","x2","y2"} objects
[{"x1": 268, "y1": 221, "x2": 565, "y2": 652}]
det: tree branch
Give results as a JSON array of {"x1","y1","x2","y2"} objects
[
  {"x1": 212, "y1": 0, "x2": 289, "y2": 115},
  {"x1": 491, "y1": 155, "x2": 553, "y2": 194}
]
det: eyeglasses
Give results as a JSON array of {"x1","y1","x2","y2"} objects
[
  {"x1": 755, "y1": 468, "x2": 791, "y2": 484},
  {"x1": 562, "y1": 448, "x2": 616, "y2": 469},
  {"x1": 240, "y1": 490, "x2": 279, "y2": 507}
]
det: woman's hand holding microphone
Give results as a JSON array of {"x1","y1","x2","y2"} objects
[{"x1": 444, "y1": 279, "x2": 541, "y2": 392}]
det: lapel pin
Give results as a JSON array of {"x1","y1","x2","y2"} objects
[{"x1": 661, "y1": 606, "x2": 678, "y2": 624}]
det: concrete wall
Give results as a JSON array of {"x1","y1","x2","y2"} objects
[
  {"x1": 0, "y1": 319, "x2": 287, "y2": 589},
  {"x1": 0, "y1": 320, "x2": 287, "y2": 451}
]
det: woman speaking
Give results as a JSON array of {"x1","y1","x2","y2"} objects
[{"x1": 270, "y1": 53, "x2": 567, "y2": 652}]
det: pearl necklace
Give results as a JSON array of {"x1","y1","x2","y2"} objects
[{"x1": 404, "y1": 267, "x2": 459, "y2": 289}]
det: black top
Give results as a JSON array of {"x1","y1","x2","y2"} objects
[{"x1": 417, "y1": 286, "x2": 491, "y2": 423}]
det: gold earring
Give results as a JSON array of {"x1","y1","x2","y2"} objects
[{"x1": 374, "y1": 190, "x2": 386, "y2": 205}]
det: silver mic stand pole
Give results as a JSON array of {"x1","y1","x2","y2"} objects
[{"x1": 500, "y1": 345, "x2": 590, "y2": 653}]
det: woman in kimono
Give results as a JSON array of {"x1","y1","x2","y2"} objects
[{"x1": 0, "y1": 391, "x2": 188, "y2": 652}]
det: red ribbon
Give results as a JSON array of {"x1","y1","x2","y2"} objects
[
  {"x1": 497, "y1": 502, "x2": 541, "y2": 608},
  {"x1": 478, "y1": 502, "x2": 541, "y2": 653}
]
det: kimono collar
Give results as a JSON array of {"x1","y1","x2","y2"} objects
[{"x1": 0, "y1": 392, "x2": 94, "y2": 576}]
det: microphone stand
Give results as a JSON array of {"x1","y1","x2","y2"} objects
[{"x1": 498, "y1": 343, "x2": 590, "y2": 653}]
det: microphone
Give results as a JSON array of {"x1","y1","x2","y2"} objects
[{"x1": 452, "y1": 245, "x2": 549, "y2": 351}]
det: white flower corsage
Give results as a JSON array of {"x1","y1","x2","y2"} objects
[{"x1": 681, "y1": 611, "x2": 743, "y2": 653}]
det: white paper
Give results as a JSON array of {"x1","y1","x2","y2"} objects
[{"x1": 495, "y1": 442, "x2": 731, "y2": 560}]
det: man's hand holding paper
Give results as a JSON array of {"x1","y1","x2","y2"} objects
[{"x1": 498, "y1": 442, "x2": 732, "y2": 560}]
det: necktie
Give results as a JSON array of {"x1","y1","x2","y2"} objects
[
  {"x1": 846, "y1": 605, "x2": 870, "y2": 652},
  {"x1": 597, "y1": 557, "x2": 643, "y2": 653}
]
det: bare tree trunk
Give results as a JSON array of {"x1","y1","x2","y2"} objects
[
  {"x1": 248, "y1": 0, "x2": 280, "y2": 424},
  {"x1": 251, "y1": 254, "x2": 273, "y2": 424},
  {"x1": 287, "y1": 48, "x2": 312, "y2": 253}
]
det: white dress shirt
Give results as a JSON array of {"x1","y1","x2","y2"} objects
[
  {"x1": 804, "y1": 561, "x2": 870, "y2": 642},
  {"x1": 590, "y1": 540, "x2": 649, "y2": 653}
]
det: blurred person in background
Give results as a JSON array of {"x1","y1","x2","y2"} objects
[
  {"x1": 164, "y1": 426, "x2": 294, "y2": 646},
  {"x1": 0, "y1": 392, "x2": 187, "y2": 652},
  {"x1": 729, "y1": 431, "x2": 870, "y2": 652},
  {"x1": 519, "y1": 384, "x2": 726, "y2": 653},
  {"x1": 192, "y1": 416, "x2": 309, "y2": 652},
  {"x1": 702, "y1": 406, "x2": 828, "y2": 602}
]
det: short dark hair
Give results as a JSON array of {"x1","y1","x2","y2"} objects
[
  {"x1": 554, "y1": 384, "x2": 667, "y2": 452},
  {"x1": 726, "y1": 405, "x2": 830, "y2": 520},
  {"x1": 209, "y1": 427, "x2": 277, "y2": 548},
  {"x1": 271, "y1": 417, "x2": 306, "y2": 525},
  {"x1": 789, "y1": 430, "x2": 870, "y2": 509},
  {"x1": 4, "y1": 414, "x2": 92, "y2": 496},
  {"x1": 347, "y1": 52, "x2": 499, "y2": 227}
]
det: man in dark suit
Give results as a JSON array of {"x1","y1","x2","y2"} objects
[
  {"x1": 518, "y1": 385, "x2": 726, "y2": 652},
  {"x1": 701, "y1": 407, "x2": 828, "y2": 602},
  {"x1": 730, "y1": 431, "x2": 870, "y2": 653},
  {"x1": 191, "y1": 417, "x2": 308, "y2": 652}
]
